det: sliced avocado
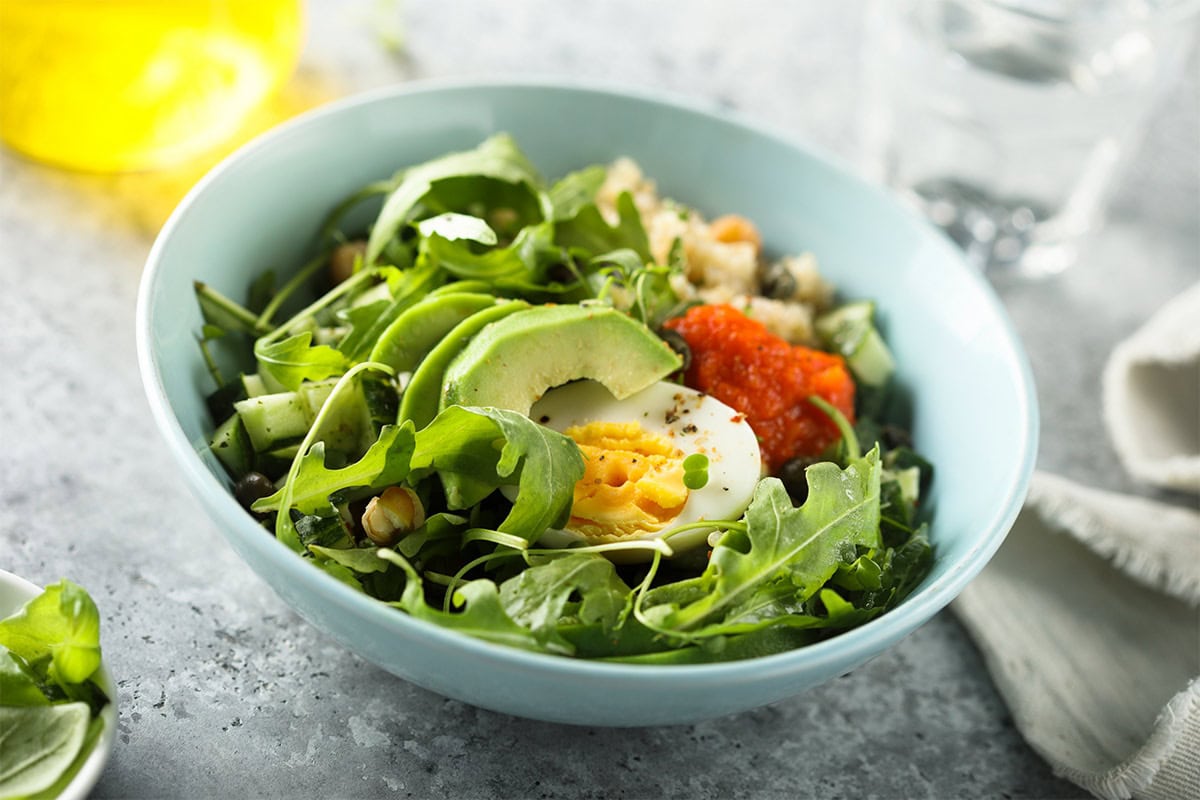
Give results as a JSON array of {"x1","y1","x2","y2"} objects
[
  {"x1": 398, "y1": 299, "x2": 531, "y2": 429},
  {"x1": 368, "y1": 292, "x2": 499, "y2": 373},
  {"x1": 441, "y1": 304, "x2": 682, "y2": 416}
]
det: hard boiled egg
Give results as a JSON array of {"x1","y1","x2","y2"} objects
[{"x1": 530, "y1": 379, "x2": 763, "y2": 556}]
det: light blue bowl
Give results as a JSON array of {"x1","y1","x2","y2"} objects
[{"x1": 136, "y1": 79, "x2": 1038, "y2": 727}]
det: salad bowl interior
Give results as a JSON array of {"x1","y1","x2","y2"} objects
[{"x1": 136, "y1": 80, "x2": 1037, "y2": 726}]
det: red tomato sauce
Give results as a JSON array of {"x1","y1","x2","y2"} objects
[{"x1": 663, "y1": 304, "x2": 856, "y2": 474}]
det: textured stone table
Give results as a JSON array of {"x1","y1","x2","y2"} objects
[{"x1": 2, "y1": 2, "x2": 1196, "y2": 798}]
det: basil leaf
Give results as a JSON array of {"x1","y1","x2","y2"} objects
[
  {"x1": 0, "y1": 581, "x2": 101, "y2": 687},
  {"x1": 0, "y1": 703, "x2": 90, "y2": 798},
  {"x1": 0, "y1": 648, "x2": 50, "y2": 708}
]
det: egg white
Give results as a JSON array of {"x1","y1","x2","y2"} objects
[{"x1": 529, "y1": 379, "x2": 763, "y2": 555}]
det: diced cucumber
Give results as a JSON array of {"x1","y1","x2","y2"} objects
[
  {"x1": 206, "y1": 381, "x2": 246, "y2": 424},
  {"x1": 890, "y1": 465, "x2": 921, "y2": 505},
  {"x1": 210, "y1": 414, "x2": 253, "y2": 478},
  {"x1": 885, "y1": 446, "x2": 934, "y2": 493},
  {"x1": 361, "y1": 374, "x2": 399, "y2": 432},
  {"x1": 235, "y1": 391, "x2": 314, "y2": 452},
  {"x1": 233, "y1": 375, "x2": 398, "y2": 470},
  {"x1": 258, "y1": 368, "x2": 289, "y2": 395},
  {"x1": 816, "y1": 301, "x2": 895, "y2": 387},
  {"x1": 349, "y1": 281, "x2": 394, "y2": 309},
  {"x1": 298, "y1": 381, "x2": 337, "y2": 416},
  {"x1": 241, "y1": 373, "x2": 269, "y2": 398},
  {"x1": 254, "y1": 444, "x2": 299, "y2": 478}
]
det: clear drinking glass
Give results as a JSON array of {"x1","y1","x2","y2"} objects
[{"x1": 860, "y1": 0, "x2": 1200, "y2": 279}]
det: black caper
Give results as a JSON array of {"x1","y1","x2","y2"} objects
[
  {"x1": 545, "y1": 262, "x2": 576, "y2": 286},
  {"x1": 759, "y1": 260, "x2": 797, "y2": 300},
  {"x1": 658, "y1": 328, "x2": 692, "y2": 372},
  {"x1": 234, "y1": 471, "x2": 276, "y2": 512},
  {"x1": 881, "y1": 424, "x2": 913, "y2": 450},
  {"x1": 778, "y1": 455, "x2": 820, "y2": 503}
]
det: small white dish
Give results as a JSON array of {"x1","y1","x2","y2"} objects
[{"x1": 0, "y1": 569, "x2": 117, "y2": 800}]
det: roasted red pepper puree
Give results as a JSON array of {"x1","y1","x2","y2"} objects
[{"x1": 663, "y1": 304, "x2": 856, "y2": 473}]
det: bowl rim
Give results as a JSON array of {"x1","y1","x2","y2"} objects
[
  {"x1": 0, "y1": 568, "x2": 118, "y2": 800},
  {"x1": 135, "y1": 76, "x2": 1039, "y2": 684}
]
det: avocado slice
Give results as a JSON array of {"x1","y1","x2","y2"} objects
[
  {"x1": 368, "y1": 292, "x2": 500, "y2": 373},
  {"x1": 398, "y1": 299, "x2": 530, "y2": 429},
  {"x1": 440, "y1": 304, "x2": 682, "y2": 416}
]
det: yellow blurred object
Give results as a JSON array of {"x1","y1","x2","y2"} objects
[{"x1": 0, "y1": 0, "x2": 304, "y2": 172}]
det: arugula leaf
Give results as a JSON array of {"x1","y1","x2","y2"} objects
[
  {"x1": 308, "y1": 546, "x2": 395, "y2": 592},
  {"x1": 253, "y1": 424, "x2": 416, "y2": 516},
  {"x1": 654, "y1": 448, "x2": 882, "y2": 633},
  {"x1": 833, "y1": 554, "x2": 884, "y2": 591},
  {"x1": 377, "y1": 550, "x2": 555, "y2": 654},
  {"x1": 394, "y1": 512, "x2": 469, "y2": 560},
  {"x1": 411, "y1": 406, "x2": 585, "y2": 542},
  {"x1": 416, "y1": 213, "x2": 498, "y2": 245},
  {"x1": 336, "y1": 263, "x2": 443, "y2": 362},
  {"x1": 421, "y1": 233, "x2": 527, "y2": 283},
  {"x1": 814, "y1": 588, "x2": 884, "y2": 628},
  {"x1": 555, "y1": 192, "x2": 651, "y2": 261},
  {"x1": 421, "y1": 221, "x2": 558, "y2": 285},
  {"x1": 602, "y1": 626, "x2": 820, "y2": 665},
  {"x1": 546, "y1": 165, "x2": 607, "y2": 221},
  {"x1": 592, "y1": 256, "x2": 684, "y2": 329},
  {"x1": 366, "y1": 134, "x2": 545, "y2": 264},
  {"x1": 309, "y1": 546, "x2": 392, "y2": 574},
  {"x1": 194, "y1": 281, "x2": 271, "y2": 337},
  {"x1": 871, "y1": 524, "x2": 933, "y2": 607},
  {"x1": 254, "y1": 332, "x2": 349, "y2": 392},
  {"x1": 0, "y1": 581, "x2": 101, "y2": 688},
  {"x1": 498, "y1": 554, "x2": 631, "y2": 647}
]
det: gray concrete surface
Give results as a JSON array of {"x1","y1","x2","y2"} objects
[{"x1": 3, "y1": 2, "x2": 1196, "y2": 798}]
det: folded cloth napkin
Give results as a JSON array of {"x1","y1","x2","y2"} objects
[
  {"x1": 1103, "y1": 282, "x2": 1200, "y2": 493},
  {"x1": 952, "y1": 287, "x2": 1200, "y2": 800}
]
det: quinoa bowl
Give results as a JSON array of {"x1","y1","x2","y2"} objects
[{"x1": 136, "y1": 80, "x2": 1038, "y2": 726}]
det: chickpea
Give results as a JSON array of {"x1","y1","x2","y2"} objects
[
  {"x1": 328, "y1": 240, "x2": 367, "y2": 285},
  {"x1": 361, "y1": 486, "x2": 425, "y2": 546},
  {"x1": 709, "y1": 214, "x2": 762, "y2": 254}
]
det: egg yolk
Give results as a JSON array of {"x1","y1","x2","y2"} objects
[{"x1": 563, "y1": 421, "x2": 689, "y2": 539}]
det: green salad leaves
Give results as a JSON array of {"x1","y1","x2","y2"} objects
[
  {"x1": 196, "y1": 134, "x2": 935, "y2": 664},
  {"x1": 0, "y1": 580, "x2": 110, "y2": 800}
]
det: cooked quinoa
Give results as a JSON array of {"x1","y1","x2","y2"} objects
[{"x1": 598, "y1": 158, "x2": 832, "y2": 345}]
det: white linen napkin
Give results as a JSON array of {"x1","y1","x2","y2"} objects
[
  {"x1": 1103, "y1": 283, "x2": 1200, "y2": 494},
  {"x1": 951, "y1": 285, "x2": 1200, "y2": 800}
]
